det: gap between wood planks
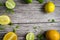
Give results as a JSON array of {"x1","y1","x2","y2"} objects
[{"x1": 12, "y1": 22, "x2": 60, "y2": 24}]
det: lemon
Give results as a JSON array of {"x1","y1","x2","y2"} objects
[
  {"x1": 5, "y1": 0, "x2": 16, "y2": 9},
  {"x1": 3, "y1": 32, "x2": 17, "y2": 40},
  {"x1": 59, "y1": 33, "x2": 60, "y2": 38},
  {"x1": 46, "y1": 30, "x2": 60, "y2": 40},
  {"x1": 26, "y1": 32, "x2": 35, "y2": 40},
  {"x1": 0, "y1": 15, "x2": 11, "y2": 25},
  {"x1": 45, "y1": 2, "x2": 55, "y2": 13}
]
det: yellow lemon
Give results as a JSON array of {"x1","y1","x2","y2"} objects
[
  {"x1": 59, "y1": 33, "x2": 60, "y2": 38},
  {"x1": 0, "y1": 15, "x2": 11, "y2": 25},
  {"x1": 45, "y1": 2, "x2": 55, "y2": 13},
  {"x1": 3, "y1": 32, "x2": 17, "y2": 40},
  {"x1": 46, "y1": 30, "x2": 60, "y2": 40}
]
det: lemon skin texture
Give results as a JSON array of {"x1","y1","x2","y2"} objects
[{"x1": 45, "y1": 2, "x2": 55, "y2": 13}]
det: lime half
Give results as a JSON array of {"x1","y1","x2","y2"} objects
[
  {"x1": 26, "y1": 32, "x2": 35, "y2": 40},
  {"x1": 5, "y1": 1, "x2": 16, "y2": 9},
  {"x1": 0, "y1": 15, "x2": 11, "y2": 25},
  {"x1": 7, "y1": 0, "x2": 14, "y2": 1}
]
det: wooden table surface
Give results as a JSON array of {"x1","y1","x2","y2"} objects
[{"x1": 0, "y1": 0, "x2": 60, "y2": 40}]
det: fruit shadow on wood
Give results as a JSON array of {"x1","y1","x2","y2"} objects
[{"x1": 40, "y1": 3, "x2": 47, "y2": 14}]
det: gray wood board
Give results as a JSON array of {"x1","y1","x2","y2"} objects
[
  {"x1": 0, "y1": 0, "x2": 60, "y2": 40},
  {"x1": 0, "y1": 0, "x2": 60, "y2": 23},
  {"x1": 0, "y1": 23, "x2": 60, "y2": 40}
]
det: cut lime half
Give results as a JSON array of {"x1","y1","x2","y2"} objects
[
  {"x1": 5, "y1": 1, "x2": 16, "y2": 9},
  {"x1": 26, "y1": 32, "x2": 35, "y2": 40},
  {"x1": 7, "y1": 0, "x2": 14, "y2": 1}
]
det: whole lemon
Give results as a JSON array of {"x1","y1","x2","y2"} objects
[
  {"x1": 45, "y1": 2, "x2": 55, "y2": 13},
  {"x1": 46, "y1": 30, "x2": 60, "y2": 40}
]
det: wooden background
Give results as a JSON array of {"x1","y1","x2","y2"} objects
[{"x1": 0, "y1": 0, "x2": 60, "y2": 40}]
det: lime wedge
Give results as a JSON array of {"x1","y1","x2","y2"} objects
[
  {"x1": 26, "y1": 32, "x2": 35, "y2": 40},
  {"x1": 5, "y1": 1, "x2": 16, "y2": 9},
  {"x1": 0, "y1": 15, "x2": 11, "y2": 25}
]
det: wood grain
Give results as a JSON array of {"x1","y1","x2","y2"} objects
[
  {"x1": 0, "y1": 0, "x2": 60, "y2": 40},
  {"x1": 0, "y1": 23, "x2": 60, "y2": 40},
  {"x1": 0, "y1": 0, "x2": 60, "y2": 23}
]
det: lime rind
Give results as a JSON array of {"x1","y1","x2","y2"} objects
[
  {"x1": 24, "y1": 0, "x2": 32, "y2": 3},
  {"x1": 26, "y1": 32, "x2": 35, "y2": 40}
]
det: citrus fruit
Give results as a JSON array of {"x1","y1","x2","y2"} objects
[
  {"x1": 59, "y1": 34, "x2": 60, "y2": 39},
  {"x1": 24, "y1": 0, "x2": 32, "y2": 3},
  {"x1": 45, "y1": 1, "x2": 55, "y2": 13},
  {"x1": 5, "y1": 0, "x2": 16, "y2": 9},
  {"x1": 46, "y1": 30, "x2": 60, "y2": 40},
  {"x1": 7, "y1": 0, "x2": 14, "y2": 1},
  {"x1": 26, "y1": 32, "x2": 35, "y2": 40},
  {"x1": 0, "y1": 15, "x2": 11, "y2": 25},
  {"x1": 3, "y1": 32, "x2": 17, "y2": 40},
  {"x1": 38, "y1": 0, "x2": 44, "y2": 3}
]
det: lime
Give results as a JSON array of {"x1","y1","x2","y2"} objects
[
  {"x1": 26, "y1": 32, "x2": 35, "y2": 40},
  {"x1": 0, "y1": 15, "x2": 11, "y2": 25},
  {"x1": 38, "y1": 0, "x2": 44, "y2": 3},
  {"x1": 24, "y1": 0, "x2": 32, "y2": 3},
  {"x1": 5, "y1": 0, "x2": 16, "y2": 9},
  {"x1": 7, "y1": 0, "x2": 14, "y2": 1}
]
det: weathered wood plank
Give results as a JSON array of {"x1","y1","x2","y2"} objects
[
  {"x1": 0, "y1": 0, "x2": 60, "y2": 40},
  {"x1": 0, "y1": 0, "x2": 60, "y2": 23},
  {"x1": 0, "y1": 23, "x2": 60, "y2": 40},
  {"x1": 9, "y1": 7, "x2": 60, "y2": 23},
  {"x1": 0, "y1": 23, "x2": 60, "y2": 36}
]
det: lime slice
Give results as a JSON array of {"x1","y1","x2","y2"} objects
[
  {"x1": 5, "y1": 1, "x2": 16, "y2": 9},
  {"x1": 26, "y1": 32, "x2": 35, "y2": 40},
  {"x1": 0, "y1": 15, "x2": 11, "y2": 25}
]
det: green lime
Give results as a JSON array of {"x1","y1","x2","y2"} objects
[
  {"x1": 0, "y1": 15, "x2": 11, "y2": 25},
  {"x1": 24, "y1": 0, "x2": 32, "y2": 3},
  {"x1": 26, "y1": 32, "x2": 35, "y2": 40},
  {"x1": 38, "y1": 0, "x2": 44, "y2": 3},
  {"x1": 7, "y1": 0, "x2": 13, "y2": 1},
  {"x1": 5, "y1": 1, "x2": 16, "y2": 9}
]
